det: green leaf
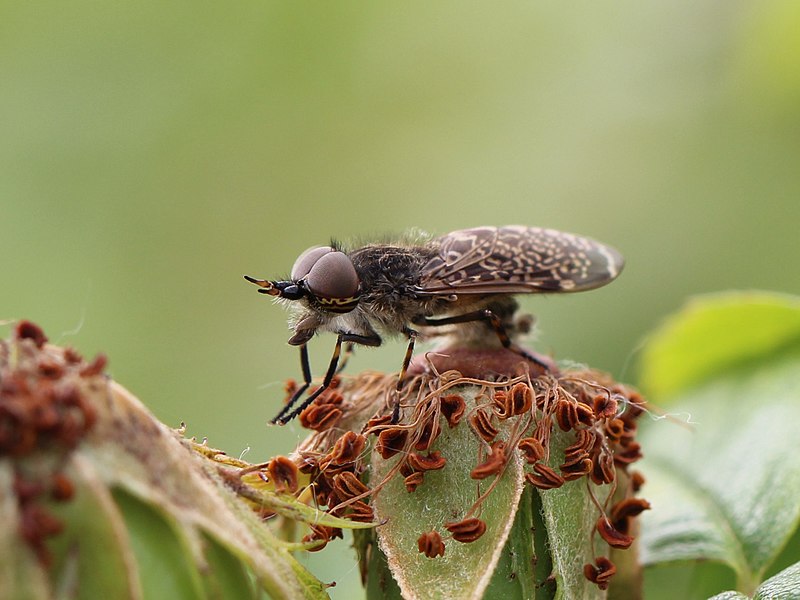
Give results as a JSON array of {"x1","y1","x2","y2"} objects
[
  {"x1": 754, "y1": 562, "x2": 800, "y2": 600},
  {"x1": 112, "y1": 490, "x2": 206, "y2": 600},
  {"x1": 369, "y1": 385, "x2": 526, "y2": 600},
  {"x1": 709, "y1": 562, "x2": 800, "y2": 600},
  {"x1": 639, "y1": 292, "x2": 800, "y2": 399},
  {"x1": 537, "y1": 428, "x2": 612, "y2": 600},
  {"x1": 638, "y1": 293, "x2": 800, "y2": 595}
]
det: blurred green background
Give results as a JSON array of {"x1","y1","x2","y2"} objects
[{"x1": 2, "y1": 0, "x2": 799, "y2": 596}]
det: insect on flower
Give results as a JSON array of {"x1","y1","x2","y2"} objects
[{"x1": 245, "y1": 226, "x2": 624, "y2": 425}]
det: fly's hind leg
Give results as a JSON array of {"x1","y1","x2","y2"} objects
[{"x1": 412, "y1": 309, "x2": 550, "y2": 371}]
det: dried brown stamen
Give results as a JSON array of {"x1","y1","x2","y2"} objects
[
  {"x1": 469, "y1": 408, "x2": 498, "y2": 443},
  {"x1": 16, "y1": 321, "x2": 48, "y2": 348},
  {"x1": 525, "y1": 464, "x2": 565, "y2": 490},
  {"x1": 493, "y1": 382, "x2": 532, "y2": 418},
  {"x1": 592, "y1": 394, "x2": 618, "y2": 420},
  {"x1": 299, "y1": 403, "x2": 343, "y2": 431},
  {"x1": 439, "y1": 394, "x2": 465, "y2": 428},
  {"x1": 444, "y1": 517, "x2": 487, "y2": 543},
  {"x1": 610, "y1": 497, "x2": 651, "y2": 530},
  {"x1": 518, "y1": 436, "x2": 544, "y2": 463},
  {"x1": 554, "y1": 399, "x2": 579, "y2": 431},
  {"x1": 404, "y1": 471, "x2": 425, "y2": 492},
  {"x1": 267, "y1": 456, "x2": 299, "y2": 494},
  {"x1": 414, "y1": 415, "x2": 441, "y2": 451},
  {"x1": 376, "y1": 427, "x2": 409, "y2": 459},
  {"x1": 583, "y1": 556, "x2": 616, "y2": 590},
  {"x1": 332, "y1": 471, "x2": 369, "y2": 501},
  {"x1": 596, "y1": 517, "x2": 634, "y2": 549},
  {"x1": 417, "y1": 531, "x2": 445, "y2": 558},
  {"x1": 407, "y1": 450, "x2": 447, "y2": 472},
  {"x1": 470, "y1": 441, "x2": 507, "y2": 480}
]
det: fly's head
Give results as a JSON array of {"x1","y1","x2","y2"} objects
[{"x1": 245, "y1": 246, "x2": 361, "y2": 317}]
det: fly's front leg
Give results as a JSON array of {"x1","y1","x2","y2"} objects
[
  {"x1": 273, "y1": 332, "x2": 382, "y2": 426},
  {"x1": 275, "y1": 334, "x2": 344, "y2": 425},
  {"x1": 413, "y1": 309, "x2": 550, "y2": 371},
  {"x1": 336, "y1": 342, "x2": 355, "y2": 374},
  {"x1": 270, "y1": 344, "x2": 313, "y2": 424},
  {"x1": 391, "y1": 328, "x2": 418, "y2": 423}
]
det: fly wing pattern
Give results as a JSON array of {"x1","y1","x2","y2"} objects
[{"x1": 417, "y1": 225, "x2": 623, "y2": 295}]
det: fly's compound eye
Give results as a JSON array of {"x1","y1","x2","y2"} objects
[
  {"x1": 291, "y1": 246, "x2": 334, "y2": 281},
  {"x1": 298, "y1": 249, "x2": 360, "y2": 313}
]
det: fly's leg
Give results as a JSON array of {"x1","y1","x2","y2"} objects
[
  {"x1": 413, "y1": 309, "x2": 550, "y2": 370},
  {"x1": 390, "y1": 329, "x2": 417, "y2": 423},
  {"x1": 274, "y1": 335, "x2": 344, "y2": 425},
  {"x1": 273, "y1": 333, "x2": 381, "y2": 426},
  {"x1": 336, "y1": 342, "x2": 355, "y2": 374},
  {"x1": 270, "y1": 344, "x2": 313, "y2": 424}
]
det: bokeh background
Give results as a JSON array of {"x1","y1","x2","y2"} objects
[{"x1": 3, "y1": 1, "x2": 799, "y2": 596}]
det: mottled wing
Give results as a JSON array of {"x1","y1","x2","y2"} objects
[{"x1": 417, "y1": 226, "x2": 624, "y2": 295}]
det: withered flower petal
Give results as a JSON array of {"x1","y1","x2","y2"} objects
[
  {"x1": 525, "y1": 463, "x2": 565, "y2": 490},
  {"x1": 417, "y1": 531, "x2": 446, "y2": 558},
  {"x1": 444, "y1": 517, "x2": 487, "y2": 543},
  {"x1": 596, "y1": 517, "x2": 634, "y2": 549},
  {"x1": 583, "y1": 556, "x2": 616, "y2": 590},
  {"x1": 407, "y1": 450, "x2": 447, "y2": 471},
  {"x1": 440, "y1": 394, "x2": 466, "y2": 428},
  {"x1": 404, "y1": 471, "x2": 425, "y2": 492},
  {"x1": 376, "y1": 427, "x2": 409, "y2": 459},
  {"x1": 470, "y1": 441, "x2": 507, "y2": 480},
  {"x1": 267, "y1": 456, "x2": 299, "y2": 494},
  {"x1": 518, "y1": 437, "x2": 544, "y2": 463},
  {"x1": 469, "y1": 408, "x2": 498, "y2": 443}
]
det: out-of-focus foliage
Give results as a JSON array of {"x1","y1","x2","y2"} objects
[
  {"x1": 2, "y1": 1, "x2": 799, "y2": 596},
  {"x1": 638, "y1": 293, "x2": 800, "y2": 598}
]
